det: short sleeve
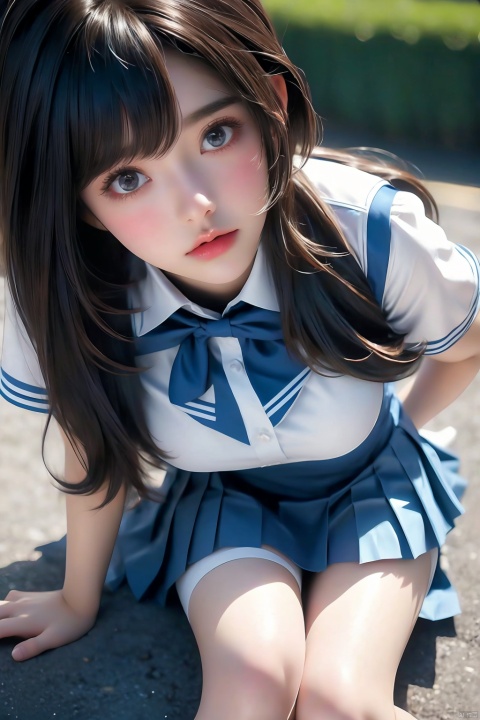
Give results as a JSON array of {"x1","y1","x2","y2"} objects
[
  {"x1": 0, "y1": 281, "x2": 49, "y2": 412},
  {"x1": 382, "y1": 191, "x2": 480, "y2": 355}
]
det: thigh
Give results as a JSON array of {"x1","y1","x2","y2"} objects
[
  {"x1": 297, "y1": 550, "x2": 436, "y2": 718},
  {"x1": 188, "y1": 556, "x2": 305, "y2": 720}
]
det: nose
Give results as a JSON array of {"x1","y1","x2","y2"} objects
[
  {"x1": 186, "y1": 192, "x2": 216, "y2": 224},
  {"x1": 174, "y1": 167, "x2": 216, "y2": 224}
]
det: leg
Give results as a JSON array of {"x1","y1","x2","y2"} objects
[
  {"x1": 187, "y1": 555, "x2": 305, "y2": 720},
  {"x1": 296, "y1": 549, "x2": 437, "y2": 720}
]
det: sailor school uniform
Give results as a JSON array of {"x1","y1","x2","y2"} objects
[{"x1": 1, "y1": 159, "x2": 478, "y2": 620}]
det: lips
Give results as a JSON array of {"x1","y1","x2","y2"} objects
[
  {"x1": 187, "y1": 229, "x2": 238, "y2": 260},
  {"x1": 191, "y1": 228, "x2": 236, "y2": 250}
]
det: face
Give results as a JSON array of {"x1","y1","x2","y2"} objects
[{"x1": 81, "y1": 50, "x2": 270, "y2": 306}]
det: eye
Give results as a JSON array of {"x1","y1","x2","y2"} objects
[
  {"x1": 110, "y1": 170, "x2": 149, "y2": 195},
  {"x1": 201, "y1": 124, "x2": 235, "y2": 152}
]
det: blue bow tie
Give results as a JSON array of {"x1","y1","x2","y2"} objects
[{"x1": 135, "y1": 302, "x2": 309, "y2": 444}]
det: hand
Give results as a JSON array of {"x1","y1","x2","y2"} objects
[
  {"x1": 420, "y1": 425, "x2": 457, "y2": 448},
  {"x1": 0, "y1": 589, "x2": 97, "y2": 661}
]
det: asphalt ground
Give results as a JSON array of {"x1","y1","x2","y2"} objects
[{"x1": 0, "y1": 139, "x2": 479, "y2": 719}]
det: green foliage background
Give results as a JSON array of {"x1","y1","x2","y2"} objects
[{"x1": 264, "y1": 0, "x2": 480, "y2": 148}]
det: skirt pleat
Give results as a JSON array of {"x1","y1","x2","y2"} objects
[
  {"x1": 106, "y1": 398, "x2": 466, "y2": 620},
  {"x1": 187, "y1": 473, "x2": 224, "y2": 566}
]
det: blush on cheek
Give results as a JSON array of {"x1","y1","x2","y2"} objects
[
  {"x1": 109, "y1": 211, "x2": 157, "y2": 245},
  {"x1": 221, "y1": 154, "x2": 268, "y2": 203}
]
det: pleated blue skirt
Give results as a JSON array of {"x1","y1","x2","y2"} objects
[{"x1": 107, "y1": 392, "x2": 466, "y2": 621}]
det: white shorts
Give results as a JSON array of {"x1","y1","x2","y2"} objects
[
  {"x1": 176, "y1": 546, "x2": 302, "y2": 619},
  {"x1": 176, "y1": 545, "x2": 439, "y2": 621}
]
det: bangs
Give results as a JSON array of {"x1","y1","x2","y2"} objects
[
  {"x1": 63, "y1": 23, "x2": 180, "y2": 189},
  {"x1": 2, "y1": 0, "x2": 317, "y2": 230}
]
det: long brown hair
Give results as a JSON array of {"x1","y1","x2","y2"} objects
[{"x1": 0, "y1": 0, "x2": 431, "y2": 500}]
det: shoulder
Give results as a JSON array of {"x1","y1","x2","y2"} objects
[
  {"x1": 300, "y1": 156, "x2": 388, "y2": 214},
  {"x1": 1, "y1": 278, "x2": 49, "y2": 412},
  {"x1": 298, "y1": 156, "x2": 398, "y2": 277}
]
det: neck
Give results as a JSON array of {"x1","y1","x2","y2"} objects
[{"x1": 164, "y1": 264, "x2": 254, "y2": 313}]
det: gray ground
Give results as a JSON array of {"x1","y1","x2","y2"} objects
[{"x1": 1, "y1": 136, "x2": 479, "y2": 719}]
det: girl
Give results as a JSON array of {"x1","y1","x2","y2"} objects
[{"x1": 0, "y1": 1, "x2": 478, "y2": 718}]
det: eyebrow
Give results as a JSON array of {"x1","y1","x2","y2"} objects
[{"x1": 182, "y1": 96, "x2": 241, "y2": 127}]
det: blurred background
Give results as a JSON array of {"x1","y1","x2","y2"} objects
[{"x1": 265, "y1": 0, "x2": 480, "y2": 186}]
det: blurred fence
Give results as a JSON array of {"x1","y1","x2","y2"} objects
[{"x1": 265, "y1": 0, "x2": 480, "y2": 149}]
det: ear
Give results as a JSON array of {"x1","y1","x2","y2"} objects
[{"x1": 269, "y1": 73, "x2": 288, "y2": 114}]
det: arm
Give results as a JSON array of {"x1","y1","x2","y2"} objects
[
  {"x1": 62, "y1": 433, "x2": 126, "y2": 618},
  {"x1": 399, "y1": 313, "x2": 480, "y2": 429},
  {"x1": 0, "y1": 428, "x2": 126, "y2": 661}
]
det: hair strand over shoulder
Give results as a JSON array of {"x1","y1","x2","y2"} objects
[{"x1": 0, "y1": 0, "x2": 428, "y2": 501}]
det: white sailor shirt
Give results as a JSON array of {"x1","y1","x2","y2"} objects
[{"x1": 1, "y1": 159, "x2": 479, "y2": 474}]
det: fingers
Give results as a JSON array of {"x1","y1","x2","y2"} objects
[
  {"x1": 12, "y1": 633, "x2": 49, "y2": 662},
  {"x1": 0, "y1": 615, "x2": 58, "y2": 661},
  {"x1": 0, "y1": 590, "x2": 35, "y2": 613},
  {"x1": 0, "y1": 595, "x2": 41, "y2": 628},
  {"x1": 0, "y1": 599, "x2": 17, "y2": 620},
  {"x1": 0, "y1": 590, "x2": 95, "y2": 662},
  {"x1": 3, "y1": 589, "x2": 35, "y2": 601},
  {"x1": 0, "y1": 595, "x2": 50, "y2": 654},
  {"x1": 421, "y1": 425, "x2": 457, "y2": 448},
  {"x1": 12, "y1": 624, "x2": 79, "y2": 662},
  {"x1": 0, "y1": 613, "x2": 49, "y2": 662},
  {"x1": 0, "y1": 592, "x2": 21, "y2": 613},
  {"x1": 0, "y1": 616, "x2": 35, "y2": 640}
]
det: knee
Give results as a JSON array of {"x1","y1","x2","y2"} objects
[
  {"x1": 296, "y1": 676, "x2": 390, "y2": 720},
  {"x1": 200, "y1": 656, "x2": 302, "y2": 720},
  {"x1": 236, "y1": 663, "x2": 298, "y2": 719}
]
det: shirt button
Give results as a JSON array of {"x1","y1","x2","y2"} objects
[
  {"x1": 229, "y1": 360, "x2": 244, "y2": 372},
  {"x1": 257, "y1": 430, "x2": 272, "y2": 442}
]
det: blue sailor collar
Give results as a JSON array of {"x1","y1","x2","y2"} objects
[{"x1": 131, "y1": 242, "x2": 279, "y2": 337}]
